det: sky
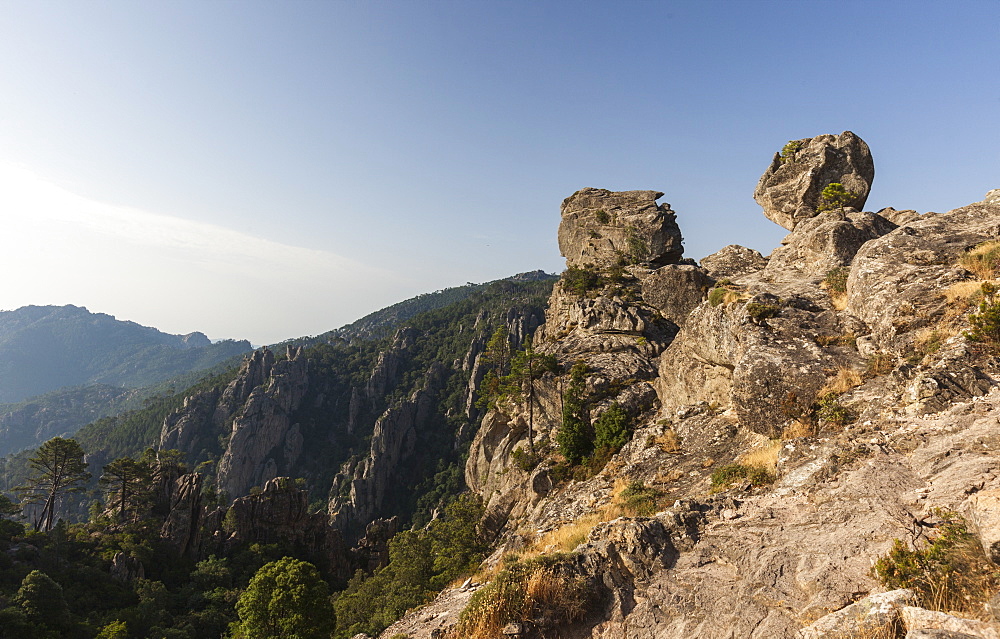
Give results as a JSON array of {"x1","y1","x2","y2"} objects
[{"x1": 0, "y1": 1, "x2": 997, "y2": 345}]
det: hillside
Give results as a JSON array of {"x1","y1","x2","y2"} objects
[{"x1": 0, "y1": 305, "x2": 252, "y2": 403}]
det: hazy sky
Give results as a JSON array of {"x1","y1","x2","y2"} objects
[{"x1": 0, "y1": 1, "x2": 997, "y2": 344}]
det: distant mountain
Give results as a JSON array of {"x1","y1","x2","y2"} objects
[
  {"x1": 0, "y1": 305, "x2": 252, "y2": 404},
  {"x1": 329, "y1": 270, "x2": 556, "y2": 342}
]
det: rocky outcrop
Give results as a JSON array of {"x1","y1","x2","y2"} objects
[
  {"x1": 761, "y1": 207, "x2": 897, "y2": 279},
  {"x1": 216, "y1": 346, "x2": 309, "y2": 500},
  {"x1": 419, "y1": 141, "x2": 1000, "y2": 639},
  {"x1": 700, "y1": 244, "x2": 768, "y2": 279},
  {"x1": 329, "y1": 363, "x2": 447, "y2": 540},
  {"x1": 847, "y1": 198, "x2": 1000, "y2": 354},
  {"x1": 160, "y1": 472, "x2": 204, "y2": 558},
  {"x1": 754, "y1": 131, "x2": 874, "y2": 230},
  {"x1": 558, "y1": 188, "x2": 683, "y2": 269},
  {"x1": 220, "y1": 476, "x2": 352, "y2": 580}
]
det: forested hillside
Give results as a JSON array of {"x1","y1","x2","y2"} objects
[
  {"x1": 0, "y1": 275, "x2": 556, "y2": 639},
  {"x1": 0, "y1": 305, "x2": 252, "y2": 404}
]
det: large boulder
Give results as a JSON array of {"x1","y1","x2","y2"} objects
[
  {"x1": 558, "y1": 188, "x2": 683, "y2": 269},
  {"x1": 700, "y1": 244, "x2": 768, "y2": 279},
  {"x1": 754, "y1": 131, "x2": 875, "y2": 231}
]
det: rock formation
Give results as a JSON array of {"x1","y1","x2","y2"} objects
[
  {"x1": 215, "y1": 346, "x2": 309, "y2": 500},
  {"x1": 754, "y1": 131, "x2": 874, "y2": 230},
  {"x1": 388, "y1": 133, "x2": 1000, "y2": 639},
  {"x1": 558, "y1": 188, "x2": 683, "y2": 269}
]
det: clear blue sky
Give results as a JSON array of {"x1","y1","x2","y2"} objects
[{"x1": 0, "y1": 0, "x2": 997, "y2": 344}]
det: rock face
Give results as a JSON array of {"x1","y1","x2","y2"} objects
[
  {"x1": 215, "y1": 346, "x2": 309, "y2": 500},
  {"x1": 399, "y1": 136, "x2": 1000, "y2": 638},
  {"x1": 218, "y1": 477, "x2": 352, "y2": 580},
  {"x1": 558, "y1": 188, "x2": 683, "y2": 268},
  {"x1": 754, "y1": 131, "x2": 875, "y2": 230},
  {"x1": 159, "y1": 472, "x2": 204, "y2": 558},
  {"x1": 329, "y1": 363, "x2": 445, "y2": 539},
  {"x1": 700, "y1": 244, "x2": 768, "y2": 279}
]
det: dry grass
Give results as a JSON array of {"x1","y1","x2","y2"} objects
[
  {"x1": 449, "y1": 559, "x2": 589, "y2": 639},
  {"x1": 959, "y1": 241, "x2": 1000, "y2": 279},
  {"x1": 819, "y1": 366, "x2": 863, "y2": 396},
  {"x1": 737, "y1": 439, "x2": 782, "y2": 474},
  {"x1": 829, "y1": 290, "x2": 848, "y2": 311},
  {"x1": 782, "y1": 419, "x2": 815, "y2": 439},
  {"x1": 526, "y1": 479, "x2": 667, "y2": 557},
  {"x1": 652, "y1": 429, "x2": 681, "y2": 453},
  {"x1": 944, "y1": 279, "x2": 986, "y2": 305}
]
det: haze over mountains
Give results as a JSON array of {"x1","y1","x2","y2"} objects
[{"x1": 0, "y1": 305, "x2": 252, "y2": 455}]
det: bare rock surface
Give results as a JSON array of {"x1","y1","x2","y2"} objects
[
  {"x1": 558, "y1": 188, "x2": 683, "y2": 268},
  {"x1": 754, "y1": 131, "x2": 874, "y2": 230},
  {"x1": 700, "y1": 244, "x2": 768, "y2": 279},
  {"x1": 216, "y1": 346, "x2": 309, "y2": 500}
]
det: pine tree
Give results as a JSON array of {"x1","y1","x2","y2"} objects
[
  {"x1": 557, "y1": 361, "x2": 592, "y2": 464},
  {"x1": 18, "y1": 437, "x2": 90, "y2": 532}
]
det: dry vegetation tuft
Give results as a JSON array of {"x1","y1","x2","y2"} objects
[
  {"x1": 958, "y1": 241, "x2": 1000, "y2": 280},
  {"x1": 737, "y1": 439, "x2": 782, "y2": 475},
  {"x1": 819, "y1": 366, "x2": 863, "y2": 396}
]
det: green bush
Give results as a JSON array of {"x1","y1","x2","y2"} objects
[
  {"x1": 779, "y1": 140, "x2": 801, "y2": 163},
  {"x1": 708, "y1": 287, "x2": 727, "y2": 307},
  {"x1": 594, "y1": 209, "x2": 611, "y2": 224},
  {"x1": 745, "y1": 302, "x2": 781, "y2": 321},
  {"x1": 563, "y1": 266, "x2": 603, "y2": 297},
  {"x1": 618, "y1": 480, "x2": 662, "y2": 516},
  {"x1": 823, "y1": 266, "x2": 850, "y2": 294},
  {"x1": 710, "y1": 464, "x2": 774, "y2": 490},
  {"x1": 815, "y1": 392, "x2": 853, "y2": 426},
  {"x1": 593, "y1": 403, "x2": 632, "y2": 453},
  {"x1": 817, "y1": 182, "x2": 857, "y2": 211},
  {"x1": 873, "y1": 511, "x2": 999, "y2": 615},
  {"x1": 965, "y1": 284, "x2": 1000, "y2": 348}
]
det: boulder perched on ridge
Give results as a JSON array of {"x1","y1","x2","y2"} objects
[
  {"x1": 558, "y1": 188, "x2": 683, "y2": 269},
  {"x1": 754, "y1": 131, "x2": 875, "y2": 230}
]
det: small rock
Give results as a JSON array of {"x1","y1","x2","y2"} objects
[{"x1": 901, "y1": 606, "x2": 1000, "y2": 639}]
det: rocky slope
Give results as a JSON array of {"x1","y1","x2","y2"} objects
[{"x1": 381, "y1": 132, "x2": 1000, "y2": 639}]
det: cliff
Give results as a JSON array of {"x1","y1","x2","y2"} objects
[{"x1": 381, "y1": 132, "x2": 1000, "y2": 639}]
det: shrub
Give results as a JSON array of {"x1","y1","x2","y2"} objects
[
  {"x1": 710, "y1": 464, "x2": 775, "y2": 490},
  {"x1": 746, "y1": 302, "x2": 781, "y2": 322},
  {"x1": 815, "y1": 392, "x2": 854, "y2": 426},
  {"x1": 449, "y1": 556, "x2": 588, "y2": 639},
  {"x1": 817, "y1": 182, "x2": 857, "y2": 211},
  {"x1": 779, "y1": 140, "x2": 801, "y2": 163},
  {"x1": 823, "y1": 266, "x2": 850, "y2": 294},
  {"x1": 624, "y1": 225, "x2": 648, "y2": 264},
  {"x1": 563, "y1": 266, "x2": 603, "y2": 297},
  {"x1": 510, "y1": 447, "x2": 541, "y2": 472},
  {"x1": 594, "y1": 209, "x2": 611, "y2": 224},
  {"x1": 958, "y1": 240, "x2": 1000, "y2": 279},
  {"x1": 964, "y1": 283, "x2": 1000, "y2": 348},
  {"x1": 593, "y1": 403, "x2": 632, "y2": 453},
  {"x1": 617, "y1": 480, "x2": 662, "y2": 517},
  {"x1": 708, "y1": 287, "x2": 727, "y2": 306},
  {"x1": 873, "y1": 511, "x2": 999, "y2": 617}
]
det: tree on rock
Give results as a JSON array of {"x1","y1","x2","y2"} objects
[
  {"x1": 99, "y1": 456, "x2": 151, "y2": 524},
  {"x1": 231, "y1": 557, "x2": 334, "y2": 639},
  {"x1": 18, "y1": 437, "x2": 90, "y2": 532},
  {"x1": 558, "y1": 361, "x2": 593, "y2": 464}
]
